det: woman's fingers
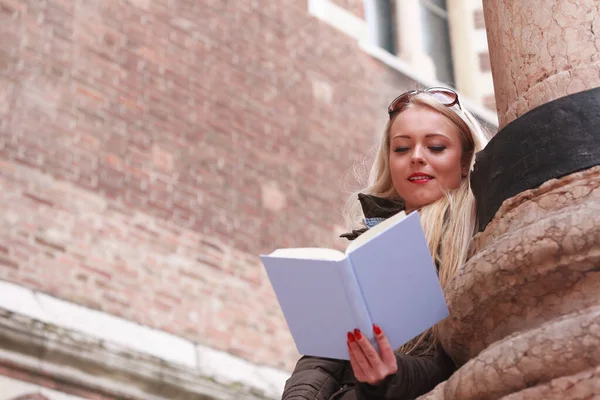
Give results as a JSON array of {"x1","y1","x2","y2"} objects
[
  {"x1": 348, "y1": 328, "x2": 396, "y2": 384},
  {"x1": 347, "y1": 332, "x2": 366, "y2": 380},
  {"x1": 354, "y1": 328, "x2": 382, "y2": 366},
  {"x1": 348, "y1": 330, "x2": 373, "y2": 380},
  {"x1": 373, "y1": 324, "x2": 398, "y2": 372}
]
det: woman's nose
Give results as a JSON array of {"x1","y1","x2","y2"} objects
[{"x1": 411, "y1": 146, "x2": 426, "y2": 165}]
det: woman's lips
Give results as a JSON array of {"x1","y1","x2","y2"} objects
[{"x1": 408, "y1": 173, "x2": 434, "y2": 184}]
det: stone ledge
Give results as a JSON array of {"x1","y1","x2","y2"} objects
[
  {"x1": 0, "y1": 310, "x2": 270, "y2": 400},
  {"x1": 0, "y1": 280, "x2": 288, "y2": 399},
  {"x1": 0, "y1": 374, "x2": 93, "y2": 399}
]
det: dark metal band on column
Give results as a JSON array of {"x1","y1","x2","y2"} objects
[{"x1": 471, "y1": 87, "x2": 600, "y2": 232}]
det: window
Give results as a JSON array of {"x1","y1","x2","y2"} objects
[
  {"x1": 419, "y1": 0, "x2": 455, "y2": 85},
  {"x1": 364, "y1": 0, "x2": 455, "y2": 86},
  {"x1": 364, "y1": 0, "x2": 396, "y2": 54}
]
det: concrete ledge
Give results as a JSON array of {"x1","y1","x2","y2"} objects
[
  {"x1": 0, "y1": 311, "x2": 246, "y2": 399},
  {"x1": 0, "y1": 280, "x2": 288, "y2": 399},
  {"x1": 308, "y1": 0, "x2": 367, "y2": 41},
  {"x1": 0, "y1": 374, "x2": 85, "y2": 400}
]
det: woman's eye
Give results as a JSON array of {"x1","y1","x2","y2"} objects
[
  {"x1": 393, "y1": 147, "x2": 409, "y2": 153},
  {"x1": 429, "y1": 146, "x2": 446, "y2": 152}
]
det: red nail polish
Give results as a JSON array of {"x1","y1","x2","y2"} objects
[
  {"x1": 354, "y1": 329, "x2": 362, "y2": 340},
  {"x1": 347, "y1": 332, "x2": 355, "y2": 342},
  {"x1": 373, "y1": 324, "x2": 382, "y2": 335}
]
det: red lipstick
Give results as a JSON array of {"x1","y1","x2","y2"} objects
[{"x1": 408, "y1": 173, "x2": 434, "y2": 184}]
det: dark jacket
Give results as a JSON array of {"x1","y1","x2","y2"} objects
[
  {"x1": 282, "y1": 344, "x2": 455, "y2": 400},
  {"x1": 281, "y1": 194, "x2": 456, "y2": 400}
]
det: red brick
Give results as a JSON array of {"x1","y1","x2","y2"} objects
[
  {"x1": 23, "y1": 192, "x2": 54, "y2": 207},
  {"x1": 80, "y1": 264, "x2": 112, "y2": 280},
  {"x1": 484, "y1": 94, "x2": 497, "y2": 111},
  {"x1": 0, "y1": 255, "x2": 19, "y2": 269},
  {"x1": 474, "y1": 9, "x2": 486, "y2": 29},
  {"x1": 34, "y1": 236, "x2": 66, "y2": 252},
  {"x1": 479, "y1": 51, "x2": 492, "y2": 72}
]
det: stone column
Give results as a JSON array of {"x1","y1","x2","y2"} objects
[
  {"x1": 419, "y1": 1, "x2": 600, "y2": 399},
  {"x1": 486, "y1": 0, "x2": 600, "y2": 129}
]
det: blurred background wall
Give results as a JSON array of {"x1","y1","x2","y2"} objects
[{"x1": 0, "y1": 0, "x2": 496, "y2": 398}]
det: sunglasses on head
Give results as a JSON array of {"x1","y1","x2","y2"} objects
[{"x1": 387, "y1": 87, "x2": 461, "y2": 117}]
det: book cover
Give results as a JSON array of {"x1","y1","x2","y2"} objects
[{"x1": 260, "y1": 211, "x2": 449, "y2": 360}]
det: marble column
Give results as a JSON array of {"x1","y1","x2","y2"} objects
[
  {"x1": 486, "y1": 0, "x2": 600, "y2": 129},
  {"x1": 419, "y1": 1, "x2": 600, "y2": 398}
]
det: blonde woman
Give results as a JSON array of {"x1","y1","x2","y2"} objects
[{"x1": 282, "y1": 87, "x2": 491, "y2": 400}]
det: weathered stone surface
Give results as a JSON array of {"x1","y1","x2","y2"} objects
[
  {"x1": 484, "y1": 0, "x2": 600, "y2": 128},
  {"x1": 441, "y1": 166, "x2": 600, "y2": 366},
  {"x1": 0, "y1": 310, "x2": 272, "y2": 400},
  {"x1": 499, "y1": 365, "x2": 600, "y2": 399},
  {"x1": 418, "y1": 305, "x2": 600, "y2": 399},
  {"x1": 417, "y1": 167, "x2": 600, "y2": 399}
]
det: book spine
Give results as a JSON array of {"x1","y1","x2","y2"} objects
[{"x1": 339, "y1": 258, "x2": 374, "y2": 340}]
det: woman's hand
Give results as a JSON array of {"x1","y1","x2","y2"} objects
[{"x1": 347, "y1": 324, "x2": 398, "y2": 385}]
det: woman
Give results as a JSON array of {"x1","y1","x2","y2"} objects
[{"x1": 281, "y1": 87, "x2": 491, "y2": 400}]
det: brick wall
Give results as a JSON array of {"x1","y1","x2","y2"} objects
[
  {"x1": 473, "y1": 7, "x2": 491, "y2": 77},
  {"x1": 0, "y1": 0, "x2": 415, "y2": 372},
  {"x1": 473, "y1": 9, "x2": 486, "y2": 29},
  {"x1": 479, "y1": 51, "x2": 491, "y2": 72}
]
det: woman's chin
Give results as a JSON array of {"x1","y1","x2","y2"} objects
[{"x1": 405, "y1": 194, "x2": 445, "y2": 211}]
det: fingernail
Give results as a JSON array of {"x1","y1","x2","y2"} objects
[
  {"x1": 353, "y1": 329, "x2": 362, "y2": 340},
  {"x1": 373, "y1": 324, "x2": 382, "y2": 335},
  {"x1": 347, "y1": 332, "x2": 355, "y2": 342}
]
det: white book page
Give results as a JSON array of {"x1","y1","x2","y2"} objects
[
  {"x1": 261, "y1": 256, "x2": 358, "y2": 359},
  {"x1": 269, "y1": 247, "x2": 345, "y2": 261},
  {"x1": 347, "y1": 212, "x2": 449, "y2": 350}
]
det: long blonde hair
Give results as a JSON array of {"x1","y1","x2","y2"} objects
[{"x1": 343, "y1": 93, "x2": 491, "y2": 354}]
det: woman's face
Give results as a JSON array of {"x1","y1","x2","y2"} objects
[{"x1": 389, "y1": 105, "x2": 469, "y2": 212}]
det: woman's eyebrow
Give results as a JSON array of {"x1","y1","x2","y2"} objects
[
  {"x1": 391, "y1": 134, "x2": 411, "y2": 140},
  {"x1": 391, "y1": 133, "x2": 450, "y2": 140}
]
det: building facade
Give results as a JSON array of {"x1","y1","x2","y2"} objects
[{"x1": 0, "y1": 0, "x2": 495, "y2": 398}]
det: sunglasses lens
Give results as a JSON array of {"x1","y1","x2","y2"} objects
[
  {"x1": 429, "y1": 90, "x2": 457, "y2": 106},
  {"x1": 388, "y1": 88, "x2": 459, "y2": 117},
  {"x1": 388, "y1": 93, "x2": 411, "y2": 114}
]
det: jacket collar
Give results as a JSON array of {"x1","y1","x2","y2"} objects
[
  {"x1": 357, "y1": 193, "x2": 405, "y2": 219},
  {"x1": 340, "y1": 194, "x2": 405, "y2": 241}
]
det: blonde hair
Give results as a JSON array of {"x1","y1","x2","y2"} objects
[{"x1": 343, "y1": 92, "x2": 491, "y2": 355}]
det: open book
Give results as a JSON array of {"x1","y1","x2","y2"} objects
[{"x1": 260, "y1": 211, "x2": 449, "y2": 360}]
